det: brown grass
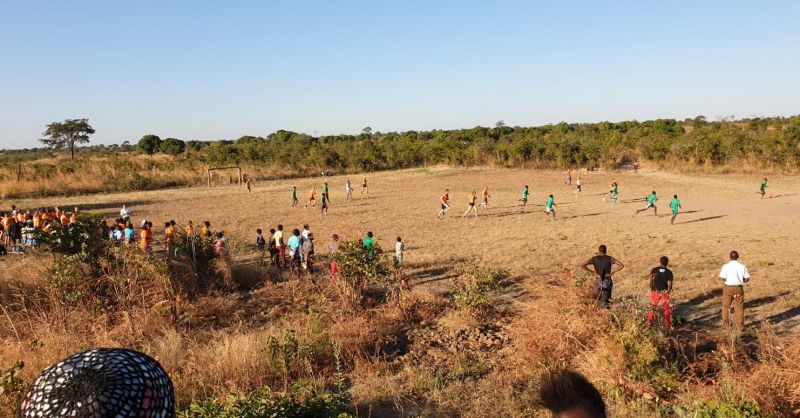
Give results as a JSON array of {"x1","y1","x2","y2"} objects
[{"x1": 2, "y1": 166, "x2": 800, "y2": 416}]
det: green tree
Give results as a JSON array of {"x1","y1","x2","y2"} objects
[
  {"x1": 138, "y1": 135, "x2": 162, "y2": 155},
  {"x1": 40, "y1": 118, "x2": 95, "y2": 161},
  {"x1": 159, "y1": 137, "x2": 186, "y2": 155}
]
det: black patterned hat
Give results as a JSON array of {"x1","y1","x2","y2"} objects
[{"x1": 19, "y1": 348, "x2": 174, "y2": 418}]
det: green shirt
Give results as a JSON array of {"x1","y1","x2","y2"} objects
[
  {"x1": 292, "y1": 187, "x2": 297, "y2": 198},
  {"x1": 670, "y1": 198, "x2": 680, "y2": 212},
  {"x1": 363, "y1": 236, "x2": 374, "y2": 258},
  {"x1": 546, "y1": 197, "x2": 554, "y2": 208},
  {"x1": 522, "y1": 188, "x2": 529, "y2": 198},
  {"x1": 761, "y1": 181, "x2": 767, "y2": 192},
  {"x1": 647, "y1": 193, "x2": 657, "y2": 204}
]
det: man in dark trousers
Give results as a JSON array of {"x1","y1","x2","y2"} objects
[{"x1": 581, "y1": 245, "x2": 625, "y2": 307}]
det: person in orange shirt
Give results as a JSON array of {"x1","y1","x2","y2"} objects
[
  {"x1": 305, "y1": 187, "x2": 317, "y2": 208},
  {"x1": 60, "y1": 212, "x2": 70, "y2": 227},
  {"x1": 185, "y1": 220, "x2": 195, "y2": 236},
  {"x1": 481, "y1": 186, "x2": 490, "y2": 207},
  {"x1": 140, "y1": 224, "x2": 153, "y2": 254},
  {"x1": 436, "y1": 189, "x2": 451, "y2": 218},
  {"x1": 33, "y1": 211, "x2": 42, "y2": 229}
]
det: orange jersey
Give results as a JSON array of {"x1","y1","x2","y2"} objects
[
  {"x1": 185, "y1": 225, "x2": 194, "y2": 236},
  {"x1": 469, "y1": 194, "x2": 477, "y2": 204},
  {"x1": 482, "y1": 189, "x2": 489, "y2": 199},
  {"x1": 33, "y1": 215, "x2": 42, "y2": 228},
  {"x1": 140, "y1": 229, "x2": 153, "y2": 248},
  {"x1": 165, "y1": 226, "x2": 175, "y2": 243},
  {"x1": 441, "y1": 193, "x2": 449, "y2": 203}
]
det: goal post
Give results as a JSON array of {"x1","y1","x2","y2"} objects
[{"x1": 207, "y1": 166, "x2": 242, "y2": 187}]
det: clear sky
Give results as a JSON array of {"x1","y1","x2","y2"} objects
[{"x1": 1, "y1": 1, "x2": 798, "y2": 148}]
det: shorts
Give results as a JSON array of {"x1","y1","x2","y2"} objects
[
  {"x1": 522, "y1": 197, "x2": 528, "y2": 202},
  {"x1": 644, "y1": 203, "x2": 654, "y2": 209},
  {"x1": 441, "y1": 203, "x2": 449, "y2": 210},
  {"x1": 671, "y1": 210, "x2": 678, "y2": 215},
  {"x1": 576, "y1": 185, "x2": 582, "y2": 191},
  {"x1": 545, "y1": 206, "x2": 553, "y2": 213},
  {"x1": 469, "y1": 202, "x2": 475, "y2": 207}
]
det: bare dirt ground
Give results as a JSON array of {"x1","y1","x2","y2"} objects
[{"x1": 11, "y1": 166, "x2": 800, "y2": 336}]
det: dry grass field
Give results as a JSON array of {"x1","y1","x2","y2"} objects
[
  {"x1": 2, "y1": 166, "x2": 799, "y2": 416},
  {"x1": 13, "y1": 166, "x2": 800, "y2": 333}
]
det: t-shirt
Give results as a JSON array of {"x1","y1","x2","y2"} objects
[
  {"x1": 124, "y1": 228, "x2": 134, "y2": 240},
  {"x1": 395, "y1": 241, "x2": 404, "y2": 255},
  {"x1": 273, "y1": 230, "x2": 284, "y2": 247},
  {"x1": 546, "y1": 197, "x2": 554, "y2": 208},
  {"x1": 650, "y1": 267, "x2": 673, "y2": 291},
  {"x1": 288, "y1": 235, "x2": 301, "y2": 253},
  {"x1": 670, "y1": 198, "x2": 680, "y2": 212},
  {"x1": 363, "y1": 236, "x2": 374, "y2": 250},
  {"x1": 591, "y1": 255, "x2": 613, "y2": 279},
  {"x1": 719, "y1": 260, "x2": 750, "y2": 286},
  {"x1": 522, "y1": 188, "x2": 529, "y2": 198},
  {"x1": 647, "y1": 194, "x2": 657, "y2": 204},
  {"x1": 760, "y1": 181, "x2": 767, "y2": 192},
  {"x1": 292, "y1": 188, "x2": 297, "y2": 198}
]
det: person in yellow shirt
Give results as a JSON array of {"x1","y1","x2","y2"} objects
[
  {"x1": 361, "y1": 176, "x2": 369, "y2": 194},
  {"x1": 462, "y1": 190, "x2": 479, "y2": 218},
  {"x1": 164, "y1": 221, "x2": 176, "y2": 259},
  {"x1": 481, "y1": 186, "x2": 490, "y2": 207},
  {"x1": 33, "y1": 211, "x2": 42, "y2": 229},
  {"x1": 185, "y1": 220, "x2": 195, "y2": 236},
  {"x1": 574, "y1": 177, "x2": 582, "y2": 198},
  {"x1": 201, "y1": 221, "x2": 212, "y2": 237}
]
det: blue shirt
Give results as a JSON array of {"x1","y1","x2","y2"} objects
[
  {"x1": 288, "y1": 235, "x2": 301, "y2": 251},
  {"x1": 124, "y1": 228, "x2": 134, "y2": 240}
]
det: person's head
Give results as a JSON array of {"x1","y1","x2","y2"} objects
[
  {"x1": 170, "y1": 220, "x2": 176, "y2": 226},
  {"x1": 549, "y1": 194, "x2": 554, "y2": 198},
  {"x1": 147, "y1": 221, "x2": 153, "y2": 227},
  {"x1": 652, "y1": 191, "x2": 656, "y2": 195},
  {"x1": 730, "y1": 250, "x2": 739, "y2": 260},
  {"x1": 256, "y1": 228, "x2": 262, "y2": 234},
  {"x1": 269, "y1": 228, "x2": 275, "y2": 234},
  {"x1": 292, "y1": 228, "x2": 300, "y2": 236},
  {"x1": 598, "y1": 245, "x2": 607, "y2": 255},
  {"x1": 216, "y1": 232, "x2": 223, "y2": 239},
  {"x1": 278, "y1": 224, "x2": 283, "y2": 231},
  {"x1": 397, "y1": 236, "x2": 402, "y2": 242},
  {"x1": 445, "y1": 189, "x2": 449, "y2": 192},
  {"x1": 127, "y1": 223, "x2": 133, "y2": 229},
  {"x1": 367, "y1": 231, "x2": 373, "y2": 238},
  {"x1": 764, "y1": 177, "x2": 767, "y2": 181},
  {"x1": 539, "y1": 370, "x2": 607, "y2": 418},
  {"x1": 525, "y1": 184, "x2": 529, "y2": 188},
  {"x1": 303, "y1": 224, "x2": 309, "y2": 230},
  {"x1": 188, "y1": 220, "x2": 193, "y2": 225},
  {"x1": 660, "y1": 256, "x2": 669, "y2": 267},
  {"x1": 673, "y1": 194, "x2": 678, "y2": 199},
  {"x1": 204, "y1": 221, "x2": 210, "y2": 227},
  {"x1": 332, "y1": 234, "x2": 339, "y2": 241},
  {"x1": 121, "y1": 204, "x2": 126, "y2": 209},
  {"x1": 164, "y1": 222, "x2": 170, "y2": 228}
]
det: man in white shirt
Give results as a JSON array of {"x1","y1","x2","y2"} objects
[{"x1": 718, "y1": 250, "x2": 750, "y2": 330}]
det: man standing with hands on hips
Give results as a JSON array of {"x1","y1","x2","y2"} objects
[{"x1": 719, "y1": 250, "x2": 751, "y2": 331}]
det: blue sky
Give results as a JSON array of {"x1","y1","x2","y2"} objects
[{"x1": 1, "y1": 1, "x2": 798, "y2": 148}]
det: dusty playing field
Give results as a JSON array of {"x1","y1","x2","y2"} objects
[{"x1": 13, "y1": 166, "x2": 800, "y2": 334}]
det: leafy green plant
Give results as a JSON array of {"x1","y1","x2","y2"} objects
[
  {"x1": 453, "y1": 268, "x2": 507, "y2": 309},
  {"x1": 0, "y1": 361, "x2": 25, "y2": 396},
  {"x1": 177, "y1": 385, "x2": 354, "y2": 418},
  {"x1": 693, "y1": 399, "x2": 764, "y2": 418}
]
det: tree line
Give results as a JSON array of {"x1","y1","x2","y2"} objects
[{"x1": 29, "y1": 116, "x2": 800, "y2": 172}]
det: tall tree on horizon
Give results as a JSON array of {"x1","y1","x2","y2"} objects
[{"x1": 40, "y1": 118, "x2": 95, "y2": 161}]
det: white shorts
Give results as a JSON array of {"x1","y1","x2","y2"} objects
[{"x1": 545, "y1": 206, "x2": 553, "y2": 213}]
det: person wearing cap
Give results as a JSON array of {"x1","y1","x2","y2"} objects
[{"x1": 719, "y1": 250, "x2": 751, "y2": 330}]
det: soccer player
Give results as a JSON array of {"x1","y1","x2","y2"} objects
[
  {"x1": 481, "y1": 186, "x2": 490, "y2": 207},
  {"x1": 759, "y1": 177, "x2": 768, "y2": 199},
  {"x1": 305, "y1": 187, "x2": 317, "y2": 208},
  {"x1": 345, "y1": 180, "x2": 353, "y2": 200},
  {"x1": 320, "y1": 192, "x2": 329, "y2": 215},
  {"x1": 361, "y1": 176, "x2": 369, "y2": 194},
  {"x1": 669, "y1": 194, "x2": 681, "y2": 225},
  {"x1": 636, "y1": 191, "x2": 658, "y2": 215},
  {"x1": 519, "y1": 185, "x2": 530, "y2": 212},
  {"x1": 436, "y1": 189, "x2": 450, "y2": 218},
  {"x1": 647, "y1": 256, "x2": 673, "y2": 328},
  {"x1": 566, "y1": 170, "x2": 572, "y2": 186},
  {"x1": 291, "y1": 186, "x2": 298, "y2": 207},
  {"x1": 574, "y1": 177, "x2": 582, "y2": 197},
  {"x1": 462, "y1": 191, "x2": 479, "y2": 218},
  {"x1": 545, "y1": 194, "x2": 557, "y2": 219}
]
